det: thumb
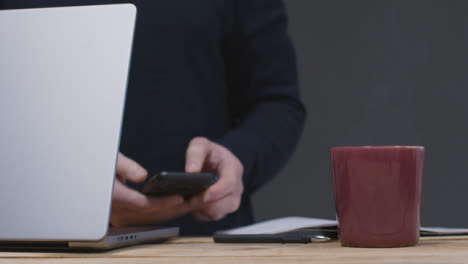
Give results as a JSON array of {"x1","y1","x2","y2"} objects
[
  {"x1": 116, "y1": 153, "x2": 148, "y2": 183},
  {"x1": 185, "y1": 137, "x2": 211, "y2": 173}
]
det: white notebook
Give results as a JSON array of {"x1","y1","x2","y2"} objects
[{"x1": 219, "y1": 216, "x2": 468, "y2": 236}]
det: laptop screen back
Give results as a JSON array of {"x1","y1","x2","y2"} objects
[{"x1": 0, "y1": 4, "x2": 136, "y2": 241}]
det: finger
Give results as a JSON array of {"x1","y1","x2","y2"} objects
[
  {"x1": 113, "y1": 180, "x2": 184, "y2": 211},
  {"x1": 145, "y1": 195, "x2": 186, "y2": 212},
  {"x1": 187, "y1": 195, "x2": 205, "y2": 210},
  {"x1": 112, "y1": 179, "x2": 150, "y2": 212},
  {"x1": 197, "y1": 195, "x2": 242, "y2": 221},
  {"x1": 116, "y1": 153, "x2": 147, "y2": 183},
  {"x1": 111, "y1": 201, "x2": 193, "y2": 227},
  {"x1": 192, "y1": 211, "x2": 212, "y2": 222},
  {"x1": 153, "y1": 202, "x2": 194, "y2": 221},
  {"x1": 203, "y1": 161, "x2": 241, "y2": 203},
  {"x1": 185, "y1": 137, "x2": 211, "y2": 173},
  {"x1": 195, "y1": 204, "x2": 225, "y2": 222}
]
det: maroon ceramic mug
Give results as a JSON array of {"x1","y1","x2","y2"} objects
[{"x1": 331, "y1": 146, "x2": 424, "y2": 247}]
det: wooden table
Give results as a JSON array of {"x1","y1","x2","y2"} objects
[{"x1": 0, "y1": 236, "x2": 467, "y2": 264}]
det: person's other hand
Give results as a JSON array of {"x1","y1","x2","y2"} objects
[
  {"x1": 110, "y1": 153, "x2": 193, "y2": 227},
  {"x1": 185, "y1": 137, "x2": 244, "y2": 222}
]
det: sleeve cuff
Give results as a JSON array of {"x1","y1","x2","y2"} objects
[{"x1": 215, "y1": 129, "x2": 261, "y2": 187}]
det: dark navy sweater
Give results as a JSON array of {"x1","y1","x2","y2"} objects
[{"x1": 1, "y1": 0, "x2": 306, "y2": 235}]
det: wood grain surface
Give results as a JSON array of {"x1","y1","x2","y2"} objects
[{"x1": 0, "y1": 236, "x2": 467, "y2": 264}]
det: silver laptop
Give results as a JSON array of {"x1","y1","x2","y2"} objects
[{"x1": 0, "y1": 4, "x2": 178, "y2": 250}]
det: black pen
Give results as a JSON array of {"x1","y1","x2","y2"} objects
[{"x1": 213, "y1": 233, "x2": 331, "y2": 244}]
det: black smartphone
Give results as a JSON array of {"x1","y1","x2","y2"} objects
[{"x1": 140, "y1": 172, "x2": 218, "y2": 199}]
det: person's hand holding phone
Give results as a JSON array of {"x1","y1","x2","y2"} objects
[
  {"x1": 185, "y1": 137, "x2": 244, "y2": 222},
  {"x1": 110, "y1": 153, "x2": 194, "y2": 227}
]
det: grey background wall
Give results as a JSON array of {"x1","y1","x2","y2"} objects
[{"x1": 253, "y1": 0, "x2": 468, "y2": 227}]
